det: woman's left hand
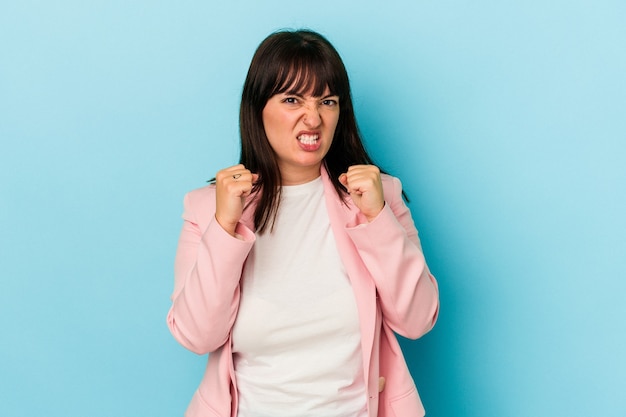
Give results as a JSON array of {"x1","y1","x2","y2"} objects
[{"x1": 339, "y1": 165, "x2": 385, "y2": 222}]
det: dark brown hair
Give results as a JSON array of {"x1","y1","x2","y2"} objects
[{"x1": 240, "y1": 29, "x2": 377, "y2": 233}]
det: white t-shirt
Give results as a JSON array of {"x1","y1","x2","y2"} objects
[{"x1": 232, "y1": 176, "x2": 367, "y2": 417}]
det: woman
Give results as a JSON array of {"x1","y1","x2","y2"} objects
[{"x1": 167, "y1": 29, "x2": 439, "y2": 417}]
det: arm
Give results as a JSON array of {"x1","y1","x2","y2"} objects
[
  {"x1": 166, "y1": 189, "x2": 255, "y2": 354},
  {"x1": 345, "y1": 176, "x2": 439, "y2": 339}
]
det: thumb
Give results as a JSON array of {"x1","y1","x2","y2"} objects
[{"x1": 338, "y1": 173, "x2": 348, "y2": 187}]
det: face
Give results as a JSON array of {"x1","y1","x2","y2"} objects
[{"x1": 262, "y1": 87, "x2": 340, "y2": 185}]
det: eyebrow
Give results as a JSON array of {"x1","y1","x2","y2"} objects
[{"x1": 284, "y1": 92, "x2": 339, "y2": 99}]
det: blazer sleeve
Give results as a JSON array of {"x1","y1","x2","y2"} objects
[
  {"x1": 345, "y1": 176, "x2": 439, "y2": 339},
  {"x1": 166, "y1": 187, "x2": 255, "y2": 354}
]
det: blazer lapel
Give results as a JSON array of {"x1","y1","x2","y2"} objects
[{"x1": 320, "y1": 168, "x2": 377, "y2": 385}]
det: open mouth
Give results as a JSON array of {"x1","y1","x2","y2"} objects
[{"x1": 297, "y1": 133, "x2": 319, "y2": 145}]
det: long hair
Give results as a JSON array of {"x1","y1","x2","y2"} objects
[{"x1": 240, "y1": 29, "x2": 377, "y2": 233}]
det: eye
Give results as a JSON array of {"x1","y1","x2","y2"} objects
[
  {"x1": 322, "y1": 98, "x2": 338, "y2": 107},
  {"x1": 282, "y1": 96, "x2": 298, "y2": 104}
]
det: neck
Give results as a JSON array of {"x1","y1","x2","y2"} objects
[{"x1": 279, "y1": 164, "x2": 322, "y2": 185}]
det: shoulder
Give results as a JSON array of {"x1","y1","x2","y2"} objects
[
  {"x1": 185, "y1": 183, "x2": 216, "y2": 205},
  {"x1": 181, "y1": 184, "x2": 217, "y2": 225},
  {"x1": 380, "y1": 173, "x2": 399, "y2": 186},
  {"x1": 380, "y1": 173, "x2": 403, "y2": 202}
]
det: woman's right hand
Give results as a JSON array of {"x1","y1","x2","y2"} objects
[{"x1": 215, "y1": 164, "x2": 258, "y2": 236}]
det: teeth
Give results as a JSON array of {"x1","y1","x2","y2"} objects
[{"x1": 298, "y1": 134, "x2": 319, "y2": 145}]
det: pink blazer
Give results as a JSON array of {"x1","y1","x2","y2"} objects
[{"x1": 167, "y1": 168, "x2": 439, "y2": 417}]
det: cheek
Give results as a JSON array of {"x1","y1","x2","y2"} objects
[
  {"x1": 263, "y1": 111, "x2": 291, "y2": 138},
  {"x1": 261, "y1": 109, "x2": 273, "y2": 134},
  {"x1": 327, "y1": 113, "x2": 340, "y2": 133}
]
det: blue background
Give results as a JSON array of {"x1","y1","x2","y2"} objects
[{"x1": 1, "y1": 1, "x2": 625, "y2": 416}]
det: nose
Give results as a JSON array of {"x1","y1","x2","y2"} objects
[{"x1": 302, "y1": 103, "x2": 321, "y2": 128}]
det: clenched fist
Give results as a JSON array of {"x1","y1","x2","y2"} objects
[
  {"x1": 215, "y1": 164, "x2": 258, "y2": 236},
  {"x1": 339, "y1": 165, "x2": 384, "y2": 222}
]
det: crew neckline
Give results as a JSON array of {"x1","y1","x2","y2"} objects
[{"x1": 280, "y1": 176, "x2": 323, "y2": 196}]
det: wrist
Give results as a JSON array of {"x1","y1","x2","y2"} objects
[
  {"x1": 364, "y1": 203, "x2": 385, "y2": 223},
  {"x1": 215, "y1": 215, "x2": 237, "y2": 237}
]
